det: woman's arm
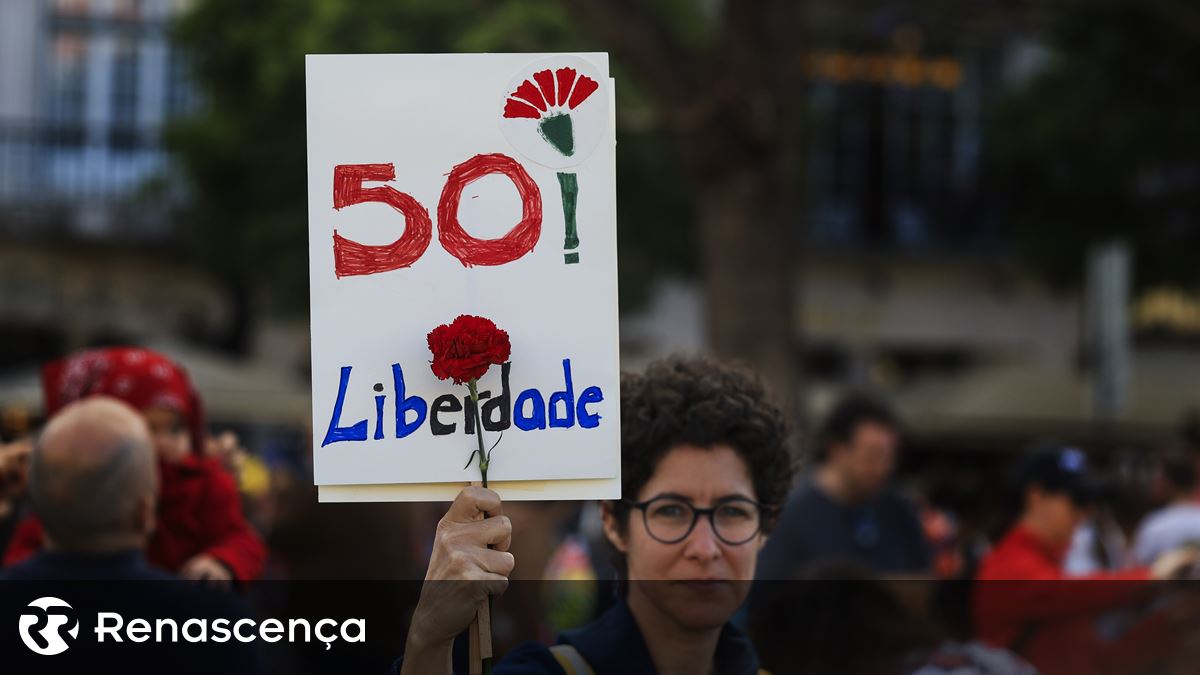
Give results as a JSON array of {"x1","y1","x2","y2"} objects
[{"x1": 400, "y1": 486, "x2": 514, "y2": 675}]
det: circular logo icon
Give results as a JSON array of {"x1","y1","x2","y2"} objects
[
  {"x1": 498, "y1": 56, "x2": 609, "y2": 170},
  {"x1": 18, "y1": 597, "x2": 79, "y2": 656}
]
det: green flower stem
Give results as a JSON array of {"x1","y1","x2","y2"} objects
[
  {"x1": 467, "y1": 380, "x2": 488, "y2": 487},
  {"x1": 558, "y1": 172, "x2": 580, "y2": 264}
]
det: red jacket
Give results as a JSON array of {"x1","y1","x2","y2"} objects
[
  {"x1": 4, "y1": 455, "x2": 265, "y2": 582},
  {"x1": 973, "y1": 524, "x2": 1172, "y2": 675}
]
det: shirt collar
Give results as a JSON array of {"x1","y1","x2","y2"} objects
[{"x1": 559, "y1": 597, "x2": 761, "y2": 675}]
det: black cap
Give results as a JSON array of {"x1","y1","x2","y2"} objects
[{"x1": 1014, "y1": 445, "x2": 1101, "y2": 505}]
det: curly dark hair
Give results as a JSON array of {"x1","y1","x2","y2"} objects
[{"x1": 611, "y1": 355, "x2": 795, "y2": 534}]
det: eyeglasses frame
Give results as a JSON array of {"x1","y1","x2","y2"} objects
[{"x1": 622, "y1": 494, "x2": 780, "y2": 546}]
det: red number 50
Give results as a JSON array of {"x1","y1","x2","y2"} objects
[{"x1": 332, "y1": 153, "x2": 543, "y2": 278}]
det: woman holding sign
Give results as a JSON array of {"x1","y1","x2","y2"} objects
[{"x1": 399, "y1": 356, "x2": 793, "y2": 675}]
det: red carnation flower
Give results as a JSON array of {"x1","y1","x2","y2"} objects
[
  {"x1": 427, "y1": 315, "x2": 511, "y2": 385},
  {"x1": 503, "y1": 67, "x2": 599, "y2": 158}
]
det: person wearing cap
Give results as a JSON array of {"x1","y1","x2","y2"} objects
[
  {"x1": 973, "y1": 446, "x2": 1197, "y2": 675},
  {"x1": 2, "y1": 347, "x2": 266, "y2": 585}
]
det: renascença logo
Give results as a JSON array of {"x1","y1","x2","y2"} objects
[{"x1": 19, "y1": 597, "x2": 80, "y2": 655}]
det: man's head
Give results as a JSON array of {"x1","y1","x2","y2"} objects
[
  {"x1": 1016, "y1": 445, "x2": 1094, "y2": 547},
  {"x1": 602, "y1": 356, "x2": 793, "y2": 629},
  {"x1": 30, "y1": 397, "x2": 157, "y2": 553},
  {"x1": 816, "y1": 395, "x2": 900, "y2": 502}
]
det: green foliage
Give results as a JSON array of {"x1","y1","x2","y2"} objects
[
  {"x1": 988, "y1": 0, "x2": 1200, "y2": 290},
  {"x1": 167, "y1": 0, "x2": 697, "y2": 315}
]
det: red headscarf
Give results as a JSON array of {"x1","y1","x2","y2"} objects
[{"x1": 41, "y1": 347, "x2": 206, "y2": 454}]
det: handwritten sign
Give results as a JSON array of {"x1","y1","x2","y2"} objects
[{"x1": 307, "y1": 54, "x2": 620, "y2": 499}]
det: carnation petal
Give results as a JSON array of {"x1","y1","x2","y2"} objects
[
  {"x1": 555, "y1": 67, "x2": 576, "y2": 106},
  {"x1": 532, "y1": 69, "x2": 557, "y2": 108},
  {"x1": 567, "y1": 75, "x2": 598, "y2": 109}
]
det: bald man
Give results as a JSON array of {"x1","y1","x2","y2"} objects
[
  {"x1": 1, "y1": 399, "x2": 264, "y2": 672},
  {"x1": 1, "y1": 397, "x2": 166, "y2": 580}
]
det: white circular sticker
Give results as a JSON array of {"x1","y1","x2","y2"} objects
[{"x1": 498, "y1": 56, "x2": 608, "y2": 170}]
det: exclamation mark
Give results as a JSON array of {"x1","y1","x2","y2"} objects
[{"x1": 558, "y1": 172, "x2": 579, "y2": 264}]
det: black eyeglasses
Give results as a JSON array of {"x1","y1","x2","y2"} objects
[{"x1": 624, "y1": 495, "x2": 777, "y2": 546}]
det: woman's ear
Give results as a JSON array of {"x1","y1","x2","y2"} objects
[{"x1": 600, "y1": 501, "x2": 628, "y2": 554}]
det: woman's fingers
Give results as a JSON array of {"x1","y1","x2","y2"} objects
[
  {"x1": 477, "y1": 548, "x2": 516, "y2": 577},
  {"x1": 445, "y1": 486, "x2": 503, "y2": 523},
  {"x1": 476, "y1": 572, "x2": 509, "y2": 598},
  {"x1": 481, "y1": 514, "x2": 512, "y2": 552}
]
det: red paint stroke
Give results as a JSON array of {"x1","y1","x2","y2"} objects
[
  {"x1": 503, "y1": 98, "x2": 541, "y2": 119},
  {"x1": 567, "y1": 75, "x2": 598, "y2": 109},
  {"x1": 555, "y1": 68, "x2": 576, "y2": 106},
  {"x1": 331, "y1": 163, "x2": 432, "y2": 278},
  {"x1": 533, "y1": 69, "x2": 557, "y2": 107},
  {"x1": 513, "y1": 80, "x2": 547, "y2": 112},
  {"x1": 438, "y1": 153, "x2": 542, "y2": 268}
]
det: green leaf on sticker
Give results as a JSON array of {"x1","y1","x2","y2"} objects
[{"x1": 538, "y1": 113, "x2": 574, "y2": 157}]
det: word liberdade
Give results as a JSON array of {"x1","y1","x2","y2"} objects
[{"x1": 321, "y1": 358, "x2": 603, "y2": 447}]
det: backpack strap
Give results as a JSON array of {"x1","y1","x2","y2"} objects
[{"x1": 549, "y1": 644, "x2": 596, "y2": 675}]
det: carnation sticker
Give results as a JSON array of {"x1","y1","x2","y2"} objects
[
  {"x1": 499, "y1": 56, "x2": 608, "y2": 265},
  {"x1": 305, "y1": 53, "x2": 620, "y2": 501}
]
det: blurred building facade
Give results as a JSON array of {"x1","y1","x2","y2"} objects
[
  {"x1": 0, "y1": 0, "x2": 310, "y2": 432},
  {"x1": 0, "y1": 0, "x2": 192, "y2": 238},
  {"x1": 622, "y1": 24, "x2": 1200, "y2": 453},
  {"x1": 2, "y1": 5, "x2": 1198, "y2": 456}
]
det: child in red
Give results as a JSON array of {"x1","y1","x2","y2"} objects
[{"x1": 3, "y1": 347, "x2": 265, "y2": 584}]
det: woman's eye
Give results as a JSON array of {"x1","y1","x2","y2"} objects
[
  {"x1": 653, "y1": 504, "x2": 687, "y2": 518},
  {"x1": 717, "y1": 504, "x2": 753, "y2": 520}
]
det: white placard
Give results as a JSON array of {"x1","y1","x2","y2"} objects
[
  {"x1": 318, "y1": 477, "x2": 620, "y2": 503},
  {"x1": 307, "y1": 54, "x2": 619, "y2": 496}
]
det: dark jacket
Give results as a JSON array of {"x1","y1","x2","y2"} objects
[
  {"x1": 395, "y1": 598, "x2": 763, "y2": 675},
  {"x1": 0, "y1": 549, "x2": 262, "y2": 675}
]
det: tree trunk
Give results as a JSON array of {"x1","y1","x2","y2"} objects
[{"x1": 697, "y1": 167, "x2": 798, "y2": 410}]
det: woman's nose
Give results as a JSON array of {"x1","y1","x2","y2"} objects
[{"x1": 682, "y1": 515, "x2": 722, "y2": 561}]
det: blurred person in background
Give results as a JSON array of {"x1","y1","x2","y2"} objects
[
  {"x1": 749, "y1": 561, "x2": 1036, "y2": 675},
  {"x1": 0, "y1": 437, "x2": 33, "y2": 553},
  {"x1": 0, "y1": 397, "x2": 160, "y2": 580},
  {"x1": 1181, "y1": 410, "x2": 1200, "y2": 503},
  {"x1": 756, "y1": 394, "x2": 931, "y2": 578},
  {"x1": 973, "y1": 445, "x2": 1199, "y2": 675},
  {"x1": 1132, "y1": 451, "x2": 1200, "y2": 566},
  {"x1": 2, "y1": 347, "x2": 265, "y2": 586},
  {"x1": 0, "y1": 397, "x2": 263, "y2": 674},
  {"x1": 397, "y1": 356, "x2": 793, "y2": 675},
  {"x1": 1064, "y1": 485, "x2": 1131, "y2": 575}
]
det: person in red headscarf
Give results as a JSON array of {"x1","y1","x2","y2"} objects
[{"x1": 2, "y1": 347, "x2": 266, "y2": 585}]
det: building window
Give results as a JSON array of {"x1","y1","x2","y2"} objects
[
  {"x1": 166, "y1": 49, "x2": 197, "y2": 118},
  {"x1": 47, "y1": 33, "x2": 88, "y2": 146},
  {"x1": 109, "y1": 37, "x2": 140, "y2": 149},
  {"x1": 804, "y1": 50, "x2": 982, "y2": 252}
]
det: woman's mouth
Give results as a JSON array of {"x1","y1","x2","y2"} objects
[{"x1": 676, "y1": 578, "x2": 731, "y2": 592}]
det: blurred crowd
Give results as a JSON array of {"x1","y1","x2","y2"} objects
[{"x1": 3, "y1": 345, "x2": 1200, "y2": 674}]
